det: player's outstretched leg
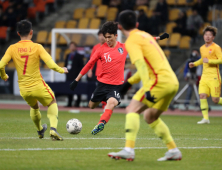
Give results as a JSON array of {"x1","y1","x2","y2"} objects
[
  {"x1": 108, "y1": 99, "x2": 143, "y2": 161},
  {"x1": 47, "y1": 102, "x2": 63, "y2": 141},
  {"x1": 145, "y1": 109, "x2": 182, "y2": 161},
  {"x1": 108, "y1": 112, "x2": 139, "y2": 161},
  {"x1": 91, "y1": 98, "x2": 118, "y2": 135}
]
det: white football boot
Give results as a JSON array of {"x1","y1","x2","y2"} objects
[
  {"x1": 158, "y1": 150, "x2": 182, "y2": 161},
  {"x1": 197, "y1": 118, "x2": 210, "y2": 124},
  {"x1": 108, "y1": 149, "x2": 135, "y2": 161}
]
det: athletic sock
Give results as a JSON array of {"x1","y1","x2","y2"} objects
[
  {"x1": 149, "y1": 118, "x2": 177, "y2": 150},
  {"x1": 47, "y1": 103, "x2": 58, "y2": 129},
  {"x1": 98, "y1": 109, "x2": 112, "y2": 124},
  {"x1": 30, "y1": 108, "x2": 43, "y2": 131},
  {"x1": 200, "y1": 99, "x2": 209, "y2": 120},
  {"x1": 218, "y1": 98, "x2": 222, "y2": 105},
  {"x1": 125, "y1": 113, "x2": 140, "y2": 148}
]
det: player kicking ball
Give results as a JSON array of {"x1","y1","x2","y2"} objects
[
  {"x1": 108, "y1": 10, "x2": 182, "y2": 161},
  {"x1": 0, "y1": 20, "x2": 68, "y2": 140},
  {"x1": 189, "y1": 26, "x2": 222, "y2": 124},
  {"x1": 70, "y1": 21, "x2": 127, "y2": 135},
  {"x1": 70, "y1": 21, "x2": 169, "y2": 135}
]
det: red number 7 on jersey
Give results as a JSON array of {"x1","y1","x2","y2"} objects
[{"x1": 21, "y1": 56, "x2": 29, "y2": 75}]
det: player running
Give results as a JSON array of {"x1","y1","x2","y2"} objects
[
  {"x1": 189, "y1": 26, "x2": 222, "y2": 124},
  {"x1": 70, "y1": 21, "x2": 169, "y2": 135},
  {"x1": 0, "y1": 20, "x2": 68, "y2": 140},
  {"x1": 108, "y1": 10, "x2": 181, "y2": 161}
]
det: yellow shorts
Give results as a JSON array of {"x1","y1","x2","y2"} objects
[
  {"x1": 199, "y1": 79, "x2": 221, "y2": 97},
  {"x1": 133, "y1": 83, "x2": 179, "y2": 111},
  {"x1": 20, "y1": 82, "x2": 55, "y2": 107}
]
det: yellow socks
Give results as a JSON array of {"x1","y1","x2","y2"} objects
[
  {"x1": 125, "y1": 113, "x2": 140, "y2": 148},
  {"x1": 47, "y1": 103, "x2": 58, "y2": 129},
  {"x1": 149, "y1": 118, "x2": 176, "y2": 150},
  {"x1": 200, "y1": 99, "x2": 209, "y2": 120},
  {"x1": 218, "y1": 98, "x2": 222, "y2": 105},
  {"x1": 30, "y1": 108, "x2": 43, "y2": 131}
]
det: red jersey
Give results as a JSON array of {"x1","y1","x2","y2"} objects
[
  {"x1": 90, "y1": 43, "x2": 103, "y2": 76},
  {"x1": 80, "y1": 41, "x2": 127, "y2": 85}
]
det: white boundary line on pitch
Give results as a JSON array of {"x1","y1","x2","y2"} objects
[
  {"x1": 1, "y1": 146, "x2": 222, "y2": 151},
  {"x1": 0, "y1": 137, "x2": 222, "y2": 141}
]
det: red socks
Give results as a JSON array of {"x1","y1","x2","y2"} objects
[
  {"x1": 101, "y1": 101, "x2": 107, "y2": 109},
  {"x1": 98, "y1": 109, "x2": 113, "y2": 124}
]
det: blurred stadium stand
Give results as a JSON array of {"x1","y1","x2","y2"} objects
[{"x1": 1, "y1": 0, "x2": 222, "y2": 107}]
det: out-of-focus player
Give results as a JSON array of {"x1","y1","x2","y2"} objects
[
  {"x1": 87, "y1": 29, "x2": 105, "y2": 79},
  {"x1": 108, "y1": 10, "x2": 181, "y2": 161},
  {"x1": 189, "y1": 26, "x2": 222, "y2": 124},
  {"x1": 0, "y1": 20, "x2": 68, "y2": 140}
]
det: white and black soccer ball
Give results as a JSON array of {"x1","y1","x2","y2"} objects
[{"x1": 66, "y1": 118, "x2": 82, "y2": 134}]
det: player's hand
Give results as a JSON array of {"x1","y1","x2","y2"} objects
[
  {"x1": 63, "y1": 67, "x2": 68, "y2": 74},
  {"x1": 119, "y1": 81, "x2": 132, "y2": 96},
  {"x1": 70, "y1": 80, "x2": 78, "y2": 91},
  {"x1": 159, "y1": 33, "x2": 169, "y2": 40},
  {"x1": 145, "y1": 91, "x2": 156, "y2": 103},
  {"x1": 4, "y1": 74, "x2": 9, "y2": 81},
  {"x1": 203, "y1": 58, "x2": 209, "y2": 63},
  {"x1": 87, "y1": 70, "x2": 93, "y2": 78},
  {"x1": 189, "y1": 62, "x2": 195, "y2": 68}
]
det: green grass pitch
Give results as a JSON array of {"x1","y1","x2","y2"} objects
[{"x1": 0, "y1": 109, "x2": 222, "y2": 170}]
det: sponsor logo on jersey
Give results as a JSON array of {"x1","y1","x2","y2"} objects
[{"x1": 118, "y1": 48, "x2": 124, "y2": 54}]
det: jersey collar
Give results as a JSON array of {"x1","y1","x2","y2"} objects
[
  {"x1": 18, "y1": 40, "x2": 33, "y2": 43},
  {"x1": 129, "y1": 29, "x2": 139, "y2": 35}
]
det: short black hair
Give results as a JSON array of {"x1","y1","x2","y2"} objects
[
  {"x1": 97, "y1": 29, "x2": 103, "y2": 35},
  {"x1": 118, "y1": 10, "x2": 137, "y2": 30},
  {"x1": 69, "y1": 41, "x2": 77, "y2": 47},
  {"x1": 17, "y1": 20, "x2": 32, "y2": 37},
  {"x1": 101, "y1": 21, "x2": 118, "y2": 36}
]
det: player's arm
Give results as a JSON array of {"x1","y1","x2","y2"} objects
[
  {"x1": 70, "y1": 50, "x2": 100, "y2": 91},
  {"x1": 0, "y1": 47, "x2": 12, "y2": 81},
  {"x1": 154, "y1": 32, "x2": 169, "y2": 41},
  {"x1": 0, "y1": 60, "x2": 8, "y2": 81},
  {"x1": 39, "y1": 45, "x2": 67, "y2": 74},
  {"x1": 208, "y1": 46, "x2": 222, "y2": 64},
  {"x1": 126, "y1": 39, "x2": 150, "y2": 93},
  {"x1": 193, "y1": 58, "x2": 203, "y2": 67},
  {"x1": 88, "y1": 46, "x2": 97, "y2": 78}
]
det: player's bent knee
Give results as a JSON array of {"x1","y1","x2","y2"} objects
[
  {"x1": 144, "y1": 108, "x2": 162, "y2": 124},
  {"x1": 107, "y1": 98, "x2": 118, "y2": 108},
  {"x1": 212, "y1": 98, "x2": 219, "y2": 104},
  {"x1": 88, "y1": 103, "x2": 94, "y2": 109},
  {"x1": 31, "y1": 102, "x2": 39, "y2": 109},
  {"x1": 48, "y1": 99, "x2": 56, "y2": 107},
  {"x1": 199, "y1": 94, "x2": 207, "y2": 99}
]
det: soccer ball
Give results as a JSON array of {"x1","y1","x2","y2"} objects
[{"x1": 66, "y1": 118, "x2": 82, "y2": 134}]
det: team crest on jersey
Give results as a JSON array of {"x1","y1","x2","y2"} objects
[
  {"x1": 209, "y1": 49, "x2": 212, "y2": 54},
  {"x1": 118, "y1": 48, "x2": 124, "y2": 54}
]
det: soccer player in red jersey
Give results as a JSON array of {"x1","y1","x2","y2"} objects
[
  {"x1": 70, "y1": 21, "x2": 169, "y2": 135},
  {"x1": 70, "y1": 21, "x2": 127, "y2": 135}
]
